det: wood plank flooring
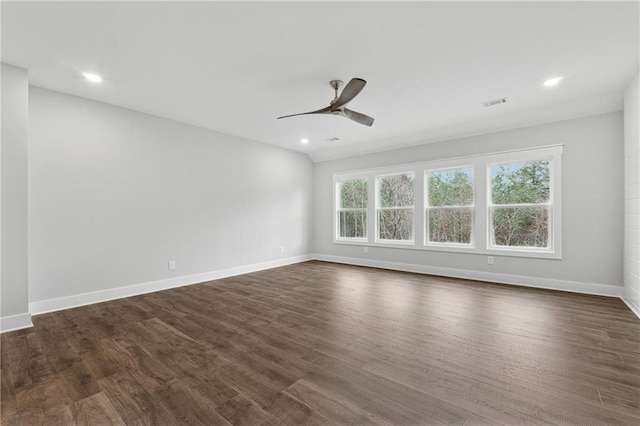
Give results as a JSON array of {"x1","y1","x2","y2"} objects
[{"x1": 2, "y1": 260, "x2": 639, "y2": 425}]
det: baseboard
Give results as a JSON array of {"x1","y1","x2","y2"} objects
[
  {"x1": 0, "y1": 312, "x2": 33, "y2": 333},
  {"x1": 622, "y1": 297, "x2": 640, "y2": 319},
  {"x1": 18, "y1": 252, "x2": 633, "y2": 325},
  {"x1": 29, "y1": 254, "x2": 312, "y2": 316},
  {"x1": 312, "y1": 254, "x2": 623, "y2": 298}
]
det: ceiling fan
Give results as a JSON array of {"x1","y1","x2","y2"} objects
[{"x1": 277, "y1": 78, "x2": 374, "y2": 127}]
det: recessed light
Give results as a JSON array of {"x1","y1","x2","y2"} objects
[
  {"x1": 300, "y1": 138, "x2": 309, "y2": 145},
  {"x1": 82, "y1": 72, "x2": 103, "y2": 83},
  {"x1": 543, "y1": 76, "x2": 564, "y2": 87}
]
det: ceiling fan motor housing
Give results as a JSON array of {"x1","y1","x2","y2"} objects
[{"x1": 330, "y1": 80, "x2": 344, "y2": 90}]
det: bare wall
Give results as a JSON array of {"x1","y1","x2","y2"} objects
[
  {"x1": 624, "y1": 72, "x2": 640, "y2": 314},
  {"x1": 28, "y1": 87, "x2": 314, "y2": 306},
  {"x1": 314, "y1": 112, "x2": 624, "y2": 294},
  {"x1": 1, "y1": 63, "x2": 30, "y2": 330}
]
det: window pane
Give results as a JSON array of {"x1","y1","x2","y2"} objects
[
  {"x1": 428, "y1": 168, "x2": 473, "y2": 206},
  {"x1": 428, "y1": 208, "x2": 472, "y2": 244},
  {"x1": 339, "y1": 210, "x2": 367, "y2": 239},
  {"x1": 379, "y1": 173, "x2": 415, "y2": 208},
  {"x1": 340, "y1": 179, "x2": 367, "y2": 209},
  {"x1": 378, "y1": 209, "x2": 413, "y2": 241},
  {"x1": 491, "y1": 161, "x2": 549, "y2": 204},
  {"x1": 491, "y1": 206, "x2": 549, "y2": 247}
]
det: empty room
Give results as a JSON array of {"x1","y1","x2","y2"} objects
[{"x1": 1, "y1": 1, "x2": 639, "y2": 425}]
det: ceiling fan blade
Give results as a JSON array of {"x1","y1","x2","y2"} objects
[
  {"x1": 277, "y1": 106, "x2": 332, "y2": 120},
  {"x1": 332, "y1": 78, "x2": 367, "y2": 109},
  {"x1": 343, "y1": 108, "x2": 375, "y2": 127}
]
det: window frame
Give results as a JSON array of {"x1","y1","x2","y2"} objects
[
  {"x1": 334, "y1": 175, "x2": 369, "y2": 242},
  {"x1": 332, "y1": 145, "x2": 562, "y2": 259},
  {"x1": 375, "y1": 171, "x2": 416, "y2": 245},
  {"x1": 485, "y1": 148, "x2": 561, "y2": 257},
  {"x1": 425, "y1": 165, "x2": 476, "y2": 249}
]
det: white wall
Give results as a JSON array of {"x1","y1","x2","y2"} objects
[
  {"x1": 1, "y1": 63, "x2": 31, "y2": 331},
  {"x1": 624, "y1": 72, "x2": 640, "y2": 316},
  {"x1": 28, "y1": 87, "x2": 313, "y2": 312},
  {"x1": 314, "y1": 112, "x2": 624, "y2": 296}
]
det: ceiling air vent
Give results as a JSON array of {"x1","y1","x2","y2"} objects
[
  {"x1": 324, "y1": 137, "x2": 340, "y2": 142},
  {"x1": 481, "y1": 98, "x2": 507, "y2": 108}
]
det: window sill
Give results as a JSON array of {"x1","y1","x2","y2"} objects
[{"x1": 333, "y1": 240, "x2": 562, "y2": 259}]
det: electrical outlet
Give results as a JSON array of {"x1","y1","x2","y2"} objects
[
  {"x1": 363, "y1": 246, "x2": 369, "y2": 254},
  {"x1": 168, "y1": 260, "x2": 176, "y2": 270},
  {"x1": 280, "y1": 246, "x2": 285, "y2": 253},
  {"x1": 487, "y1": 256, "x2": 494, "y2": 265}
]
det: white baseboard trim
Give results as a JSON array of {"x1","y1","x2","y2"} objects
[
  {"x1": 15, "y1": 253, "x2": 635, "y2": 326},
  {"x1": 0, "y1": 312, "x2": 33, "y2": 333},
  {"x1": 622, "y1": 298, "x2": 640, "y2": 319},
  {"x1": 312, "y1": 254, "x2": 623, "y2": 298},
  {"x1": 29, "y1": 255, "x2": 312, "y2": 316}
]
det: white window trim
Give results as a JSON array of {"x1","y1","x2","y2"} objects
[
  {"x1": 332, "y1": 145, "x2": 563, "y2": 259},
  {"x1": 485, "y1": 147, "x2": 561, "y2": 258},
  {"x1": 375, "y1": 171, "x2": 416, "y2": 244},
  {"x1": 334, "y1": 175, "x2": 368, "y2": 242},
  {"x1": 425, "y1": 165, "x2": 475, "y2": 249}
]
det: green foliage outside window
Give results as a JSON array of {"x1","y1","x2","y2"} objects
[
  {"x1": 340, "y1": 179, "x2": 367, "y2": 208},
  {"x1": 490, "y1": 161, "x2": 550, "y2": 248},
  {"x1": 377, "y1": 174, "x2": 414, "y2": 241},
  {"x1": 427, "y1": 169, "x2": 473, "y2": 244},
  {"x1": 338, "y1": 179, "x2": 367, "y2": 239},
  {"x1": 428, "y1": 169, "x2": 474, "y2": 206}
]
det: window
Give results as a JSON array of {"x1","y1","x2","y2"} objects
[
  {"x1": 489, "y1": 159, "x2": 551, "y2": 250},
  {"x1": 426, "y1": 167, "x2": 474, "y2": 246},
  {"x1": 376, "y1": 172, "x2": 415, "y2": 242},
  {"x1": 336, "y1": 178, "x2": 368, "y2": 240},
  {"x1": 332, "y1": 145, "x2": 562, "y2": 258}
]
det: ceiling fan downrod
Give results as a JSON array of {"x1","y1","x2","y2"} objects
[{"x1": 329, "y1": 80, "x2": 343, "y2": 104}]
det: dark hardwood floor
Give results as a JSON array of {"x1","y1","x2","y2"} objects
[{"x1": 2, "y1": 260, "x2": 639, "y2": 425}]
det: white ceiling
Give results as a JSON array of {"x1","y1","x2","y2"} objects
[{"x1": 2, "y1": 1, "x2": 638, "y2": 162}]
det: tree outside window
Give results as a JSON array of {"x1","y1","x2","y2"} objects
[
  {"x1": 427, "y1": 168, "x2": 474, "y2": 245},
  {"x1": 337, "y1": 178, "x2": 367, "y2": 239},
  {"x1": 377, "y1": 173, "x2": 415, "y2": 242},
  {"x1": 489, "y1": 160, "x2": 550, "y2": 248},
  {"x1": 333, "y1": 145, "x2": 561, "y2": 258}
]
